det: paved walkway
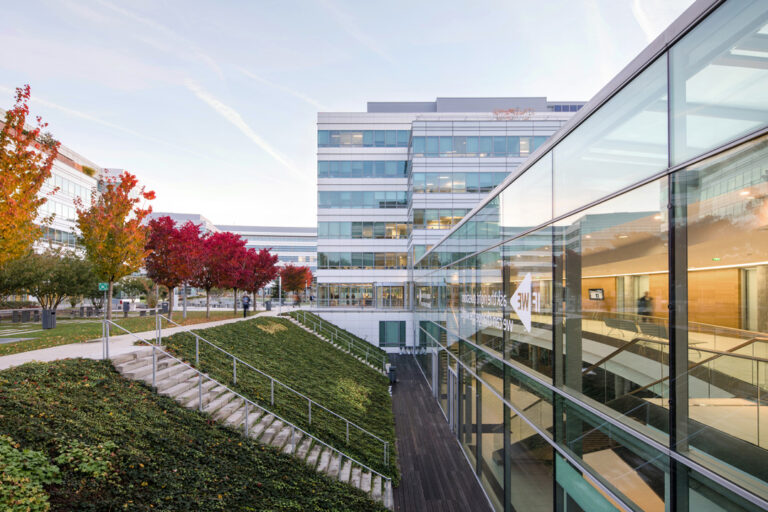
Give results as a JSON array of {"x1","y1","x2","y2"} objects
[
  {"x1": 391, "y1": 355, "x2": 490, "y2": 512},
  {"x1": 0, "y1": 307, "x2": 299, "y2": 371}
]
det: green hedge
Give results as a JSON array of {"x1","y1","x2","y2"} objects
[
  {"x1": 164, "y1": 317, "x2": 398, "y2": 482},
  {"x1": 0, "y1": 359, "x2": 386, "y2": 511}
]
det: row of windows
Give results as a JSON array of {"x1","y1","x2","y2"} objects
[
  {"x1": 276, "y1": 255, "x2": 316, "y2": 264},
  {"x1": 411, "y1": 135, "x2": 548, "y2": 158},
  {"x1": 316, "y1": 284, "x2": 373, "y2": 307},
  {"x1": 39, "y1": 200, "x2": 76, "y2": 222},
  {"x1": 247, "y1": 245, "x2": 317, "y2": 253},
  {"x1": 548, "y1": 104, "x2": 583, "y2": 112},
  {"x1": 318, "y1": 130, "x2": 410, "y2": 148},
  {"x1": 318, "y1": 222, "x2": 410, "y2": 239},
  {"x1": 412, "y1": 172, "x2": 508, "y2": 194},
  {"x1": 41, "y1": 227, "x2": 80, "y2": 248},
  {"x1": 412, "y1": 209, "x2": 471, "y2": 230},
  {"x1": 243, "y1": 235, "x2": 316, "y2": 243},
  {"x1": 318, "y1": 191, "x2": 408, "y2": 209},
  {"x1": 318, "y1": 252, "x2": 408, "y2": 269},
  {"x1": 318, "y1": 160, "x2": 408, "y2": 178},
  {"x1": 48, "y1": 174, "x2": 92, "y2": 201}
]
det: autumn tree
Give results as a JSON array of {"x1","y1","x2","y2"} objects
[
  {"x1": 20, "y1": 248, "x2": 94, "y2": 311},
  {"x1": 75, "y1": 171, "x2": 154, "y2": 319},
  {"x1": 241, "y1": 248, "x2": 279, "y2": 303},
  {"x1": 0, "y1": 85, "x2": 60, "y2": 266},
  {"x1": 191, "y1": 231, "x2": 246, "y2": 318},
  {"x1": 280, "y1": 264, "x2": 312, "y2": 294},
  {"x1": 144, "y1": 216, "x2": 202, "y2": 319}
]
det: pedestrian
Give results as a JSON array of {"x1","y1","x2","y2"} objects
[
  {"x1": 637, "y1": 291, "x2": 652, "y2": 321},
  {"x1": 241, "y1": 294, "x2": 251, "y2": 318}
]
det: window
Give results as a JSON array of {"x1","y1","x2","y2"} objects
[
  {"x1": 317, "y1": 130, "x2": 410, "y2": 148},
  {"x1": 379, "y1": 321, "x2": 405, "y2": 347},
  {"x1": 317, "y1": 161, "x2": 406, "y2": 178}
]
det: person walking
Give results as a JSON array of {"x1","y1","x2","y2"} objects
[
  {"x1": 637, "y1": 291, "x2": 652, "y2": 321},
  {"x1": 241, "y1": 294, "x2": 251, "y2": 318}
]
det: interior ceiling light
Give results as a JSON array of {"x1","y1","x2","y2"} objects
[
  {"x1": 653, "y1": 215, "x2": 662, "y2": 220},
  {"x1": 740, "y1": 190, "x2": 751, "y2": 196},
  {"x1": 618, "y1": 234, "x2": 629, "y2": 239}
]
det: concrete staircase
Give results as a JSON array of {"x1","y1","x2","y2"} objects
[
  {"x1": 111, "y1": 346, "x2": 393, "y2": 509},
  {"x1": 285, "y1": 316, "x2": 386, "y2": 375}
]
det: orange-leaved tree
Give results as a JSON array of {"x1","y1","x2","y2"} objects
[
  {"x1": 0, "y1": 85, "x2": 60, "y2": 266},
  {"x1": 75, "y1": 171, "x2": 155, "y2": 319}
]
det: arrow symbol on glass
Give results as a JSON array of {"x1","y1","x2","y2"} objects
[{"x1": 511, "y1": 273, "x2": 532, "y2": 333}]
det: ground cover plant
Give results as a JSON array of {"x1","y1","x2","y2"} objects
[
  {"x1": 287, "y1": 311, "x2": 388, "y2": 370},
  {"x1": 163, "y1": 317, "x2": 398, "y2": 482},
  {"x1": 0, "y1": 311, "x2": 238, "y2": 357},
  {"x1": 0, "y1": 358, "x2": 387, "y2": 511}
]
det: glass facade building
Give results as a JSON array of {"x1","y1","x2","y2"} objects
[{"x1": 412, "y1": 1, "x2": 768, "y2": 510}]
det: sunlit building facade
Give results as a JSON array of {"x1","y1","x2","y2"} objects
[{"x1": 413, "y1": 0, "x2": 768, "y2": 510}]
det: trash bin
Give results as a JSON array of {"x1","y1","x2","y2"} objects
[
  {"x1": 123, "y1": 301, "x2": 130, "y2": 318},
  {"x1": 42, "y1": 309, "x2": 56, "y2": 329},
  {"x1": 388, "y1": 365, "x2": 397, "y2": 385},
  {"x1": 161, "y1": 302, "x2": 169, "y2": 314},
  {"x1": 265, "y1": 300, "x2": 272, "y2": 311},
  {"x1": 21, "y1": 310, "x2": 31, "y2": 322},
  {"x1": 12, "y1": 310, "x2": 20, "y2": 323},
  {"x1": 33, "y1": 310, "x2": 40, "y2": 322}
]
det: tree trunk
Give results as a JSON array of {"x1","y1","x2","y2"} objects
[
  {"x1": 107, "y1": 281, "x2": 113, "y2": 320},
  {"x1": 233, "y1": 288, "x2": 238, "y2": 315},
  {"x1": 168, "y1": 286, "x2": 174, "y2": 320},
  {"x1": 183, "y1": 283, "x2": 187, "y2": 320},
  {"x1": 206, "y1": 289, "x2": 210, "y2": 319}
]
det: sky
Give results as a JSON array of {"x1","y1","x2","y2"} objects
[{"x1": 0, "y1": 0, "x2": 695, "y2": 227}]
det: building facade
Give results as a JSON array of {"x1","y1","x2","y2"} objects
[
  {"x1": 413, "y1": 0, "x2": 768, "y2": 510},
  {"x1": 316, "y1": 98, "x2": 583, "y2": 348}
]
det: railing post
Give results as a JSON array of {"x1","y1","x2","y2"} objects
[
  {"x1": 346, "y1": 420, "x2": 349, "y2": 444},
  {"x1": 198, "y1": 374, "x2": 203, "y2": 412},
  {"x1": 270, "y1": 379, "x2": 274, "y2": 405},
  {"x1": 105, "y1": 321, "x2": 110, "y2": 360},
  {"x1": 243, "y1": 399, "x2": 248, "y2": 435},
  {"x1": 195, "y1": 335, "x2": 199, "y2": 366},
  {"x1": 384, "y1": 442, "x2": 388, "y2": 466},
  {"x1": 366, "y1": 347, "x2": 369, "y2": 364},
  {"x1": 152, "y1": 345, "x2": 156, "y2": 389},
  {"x1": 338, "y1": 455, "x2": 344, "y2": 481},
  {"x1": 102, "y1": 319, "x2": 106, "y2": 360},
  {"x1": 233, "y1": 356, "x2": 237, "y2": 385},
  {"x1": 308, "y1": 400, "x2": 312, "y2": 425},
  {"x1": 291, "y1": 426, "x2": 295, "y2": 452}
]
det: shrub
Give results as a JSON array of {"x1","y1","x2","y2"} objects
[{"x1": 0, "y1": 434, "x2": 61, "y2": 512}]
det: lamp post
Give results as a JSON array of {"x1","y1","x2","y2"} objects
[{"x1": 278, "y1": 275, "x2": 282, "y2": 315}]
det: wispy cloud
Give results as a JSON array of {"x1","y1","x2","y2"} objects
[
  {"x1": 184, "y1": 79, "x2": 299, "y2": 176},
  {"x1": 0, "y1": 85, "x2": 210, "y2": 160},
  {"x1": 631, "y1": 0, "x2": 688, "y2": 43},
  {"x1": 239, "y1": 68, "x2": 329, "y2": 111},
  {"x1": 314, "y1": 0, "x2": 395, "y2": 64},
  {"x1": 583, "y1": 0, "x2": 614, "y2": 84},
  {"x1": 92, "y1": 0, "x2": 224, "y2": 80}
]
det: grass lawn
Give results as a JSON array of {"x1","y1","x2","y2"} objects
[
  {"x1": 0, "y1": 311, "x2": 239, "y2": 357},
  {"x1": 0, "y1": 359, "x2": 386, "y2": 511},
  {"x1": 163, "y1": 317, "x2": 399, "y2": 482}
]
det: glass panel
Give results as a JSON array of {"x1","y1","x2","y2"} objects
[
  {"x1": 501, "y1": 153, "x2": 553, "y2": 239},
  {"x1": 670, "y1": 1, "x2": 768, "y2": 164},
  {"x1": 556, "y1": 178, "x2": 669, "y2": 435},
  {"x1": 554, "y1": 57, "x2": 668, "y2": 217},
  {"x1": 680, "y1": 134, "x2": 768, "y2": 488}
]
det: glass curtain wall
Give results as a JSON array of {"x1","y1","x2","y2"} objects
[{"x1": 413, "y1": 2, "x2": 768, "y2": 510}]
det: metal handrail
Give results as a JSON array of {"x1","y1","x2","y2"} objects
[
  {"x1": 292, "y1": 310, "x2": 388, "y2": 370},
  {"x1": 103, "y1": 319, "x2": 393, "y2": 485},
  {"x1": 155, "y1": 315, "x2": 390, "y2": 454}
]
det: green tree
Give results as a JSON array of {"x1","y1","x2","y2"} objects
[{"x1": 19, "y1": 249, "x2": 94, "y2": 311}]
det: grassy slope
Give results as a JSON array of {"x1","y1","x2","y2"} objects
[
  {"x1": 0, "y1": 359, "x2": 386, "y2": 511},
  {"x1": 0, "y1": 311, "x2": 238, "y2": 357},
  {"x1": 163, "y1": 317, "x2": 398, "y2": 481}
]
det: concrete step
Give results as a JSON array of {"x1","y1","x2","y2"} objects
[
  {"x1": 316, "y1": 448, "x2": 331, "y2": 473},
  {"x1": 213, "y1": 396, "x2": 245, "y2": 421},
  {"x1": 174, "y1": 379, "x2": 217, "y2": 402},
  {"x1": 339, "y1": 459, "x2": 352, "y2": 483},
  {"x1": 350, "y1": 466, "x2": 362, "y2": 488},
  {"x1": 270, "y1": 425, "x2": 293, "y2": 449},
  {"x1": 116, "y1": 353, "x2": 160, "y2": 374},
  {"x1": 224, "y1": 403, "x2": 259, "y2": 428},
  {"x1": 250, "y1": 413, "x2": 274, "y2": 439},
  {"x1": 327, "y1": 453, "x2": 341, "y2": 478},
  {"x1": 259, "y1": 419, "x2": 284, "y2": 445},
  {"x1": 153, "y1": 367, "x2": 198, "y2": 392},
  {"x1": 146, "y1": 361, "x2": 192, "y2": 385},
  {"x1": 372, "y1": 475, "x2": 382, "y2": 502},
  {"x1": 282, "y1": 430, "x2": 303, "y2": 455},
  {"x1": 360, "y1": 471, "x2": 372, "y2": 493},
  {"x1": 384, "y1": 480, "x2": 393, "y2": 509},
  {"x1": 204, "y1": 391, "x2": 236, "y2": 415},
  {"x1": 123, "y1": 356, "x2": 174, "y2": 380},
  {"x1": 111, "y1": 346, "x2": 156, "y2": 366},
  {"x1": 295, "y1": 438, "x2": 313, "y2": 460},
  {"x1": 305, "y1": 444, "x2": 322, "y2": 468},
  {"x1": 184, "y1": 384, "x2": 226, "y2": 409}
]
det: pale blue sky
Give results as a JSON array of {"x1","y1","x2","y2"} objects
[{"x1": 0, "y1": 0, "x2": 694, "y2": 226}]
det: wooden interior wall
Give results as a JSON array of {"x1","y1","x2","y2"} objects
[
  {"x1": 581, "y1": 277, "x2": 617, "y2": 313},
  {"x1": 649, "y1": 274, "x2": 669, "y2": 318},
  {"x1": 688, "y1": 268, "x2": 741, "y2": 329}
]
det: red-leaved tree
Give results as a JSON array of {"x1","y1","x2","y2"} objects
[
  {"x1": 75, "y1": 171, "x2": 155, "y2": 319},
  {"x1": 144, "y1": 217, "x2": 202, "y2": 319},
  {"x1": 280, "y1": 264, "x2": 312, "y2": 295},
  {"x1": 191, "y1": 231, "x2": 246, "y2": 318},
  {"x1": 242, "y1": 248, "x2": 279, "y2": 301}
]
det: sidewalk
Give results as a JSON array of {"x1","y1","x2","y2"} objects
[{"x1": 0, "y1": 307, "x2": 299, "y2": 371}]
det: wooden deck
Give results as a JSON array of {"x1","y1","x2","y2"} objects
[{"x1": 391, "y1": 355, "x2": 491, "y2": 512}]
